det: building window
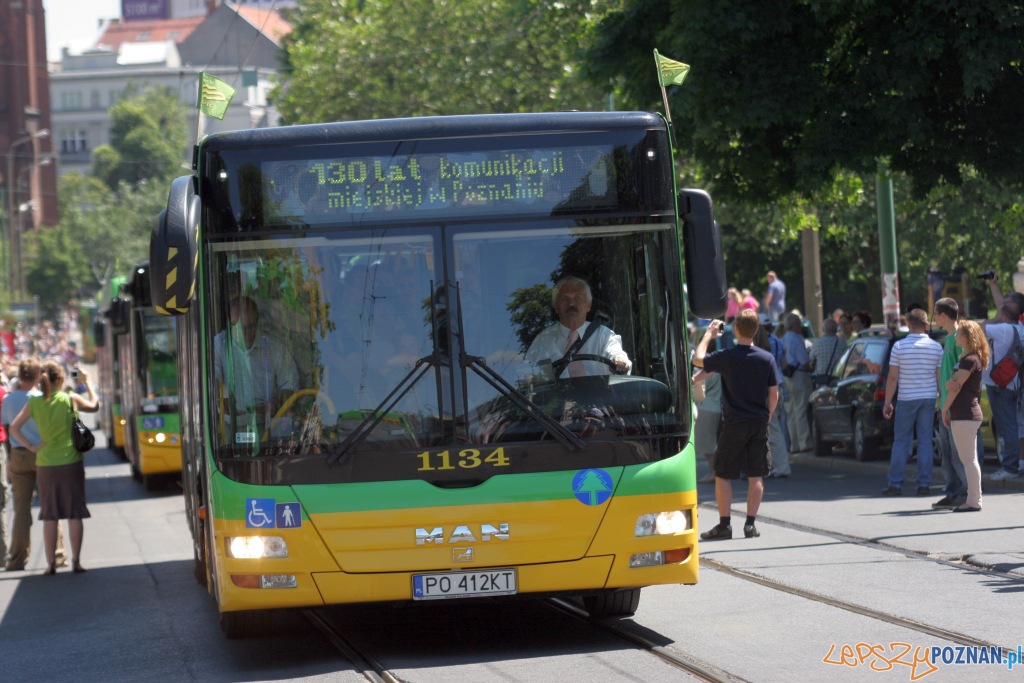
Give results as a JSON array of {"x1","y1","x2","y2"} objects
[
  {"x1": 60, "y1": 129, "x2": 89, "y2": 154},
  {"x1": 60, "y1": 92, "x2": 83, "y2": 110}
]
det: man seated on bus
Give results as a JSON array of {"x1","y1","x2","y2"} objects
[
  {"x1": 214, "y1": 296, "x2": 300, "y2": 438},
  {"x1": 525, "y1": 276, "x2": 631, "y2": 380}
]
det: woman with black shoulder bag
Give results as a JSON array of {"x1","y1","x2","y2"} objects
[{"x1": 9, "y1": 361, "x2": 99, "y2": 574}]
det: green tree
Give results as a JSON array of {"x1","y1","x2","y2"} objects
[
  {"x1": 275, "y1": 0, "x2": 613, "y2": 124},
  {"x1": 587, "y1": 0, "x2": 1024, "y2": 202},
  {"x1": 24, "y1": 174, "x2": 164, "y2": 309},
  {"x1": 23, "y1": 210, "x2": 91, "y2": 317},
  {"x1": 26, "y1": 85, "x2": 188, "y2": 309},
  {"x1": 92, "y1": 85, "x2": 189, "y2": 190}
]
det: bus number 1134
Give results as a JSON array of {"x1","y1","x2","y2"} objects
[{"x1": 416, "y1": 448, "x2": 509, "y2": 471}]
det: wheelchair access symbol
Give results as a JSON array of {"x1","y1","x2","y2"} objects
[
  {"x1": 572, "y1": 468, "x2": 613, "y2": 506},
  {"x1": 246, "y1": 498, "x2": 276, "y2": 528}
]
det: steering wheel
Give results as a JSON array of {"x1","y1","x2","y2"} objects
[
  {"x1": 261, "y1": 389, "x2": 337, "y2": 442},
  {"x1": 273, "y1": 388, "x2": 335, "y2": 418}
]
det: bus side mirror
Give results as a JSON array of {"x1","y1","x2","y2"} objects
[
  {"x1": 93, "y1": 319, "x2": 106, "y2": 348},
  {"x1": 150, "y1": 175, "x2": 200, "y2": 316},
  {"x1": 680, "y1": 189, "x2": 728, "y2": 319},
  {"x1": 128, "y1": 263, "x2": 152, "y2": 307},
  {"x1": 109, "y1": 298, "x2": 131, "y2": 335}
]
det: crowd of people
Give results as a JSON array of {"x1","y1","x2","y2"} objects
[
  {"x1": 692, "y1": 269, "x2": 1024, "y2": 539},
  {"x1": 0, "y1": 310, "x2": 98, "y2": 574}
]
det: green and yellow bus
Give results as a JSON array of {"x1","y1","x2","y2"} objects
[
  {"x1": 99, "y1": 266, "x2": 182, "y2": 488},
  {"x1": 150, "y1": 112, "x2": 727, "y2": 637},
  {"x1": 97, "y1": 276, "x2": 128, "y2": 454}
]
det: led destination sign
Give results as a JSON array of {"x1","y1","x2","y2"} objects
[{"x1": 261, "y1": 146, "x2": 615, "y2": 219}]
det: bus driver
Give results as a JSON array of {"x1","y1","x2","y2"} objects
[
  {"x1": 214, "y1": 296, "x2": 299, "y2": 438},
  {"x1": 525, "y1": 276, "x2": 631, "y2": 380}
]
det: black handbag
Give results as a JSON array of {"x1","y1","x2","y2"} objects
[{"x1": 71, "y1": 411, "x2": 95, "y2": 453}]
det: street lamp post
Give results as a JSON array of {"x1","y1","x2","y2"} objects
[{"x1": 4, "y1": 128, "x2": 49, "y2": 303}]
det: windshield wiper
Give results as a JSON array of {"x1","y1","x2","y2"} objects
[
  {"x1": 327, "y1": 280, "x2": 447, "y2": 465},
  {"x1": 325, "y1": 352, "x2": 439, "y2": 465},
  {"x1": 451, "y1": 282, "x2": 584, "y2": 451},
  {"x1": 461, "y1": 352, "x2": 585, "y2": 450}
]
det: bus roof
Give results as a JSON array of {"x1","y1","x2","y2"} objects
[{"x1": 200, "y1": 111, "x2": 667, "y2": 152}]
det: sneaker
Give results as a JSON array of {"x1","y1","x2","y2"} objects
[
  {"x1": 880, "y1": 486, "x2": 902, "y2": 496},
  {"x1": 700, "y1": 523, "x2": 733, "y2": 540},
  {"x1": 931, "y1": 495, "x2": 958, "y2": 510},
  {"x1": 990, "y1": 469, "x2": 1016, "y2": 481},
  {"x1": 916, "y1": 486, "x2": 930, "y2": 496},
  {"x1": 743, "y1": 523, "x2": 760, "y2": 538},
  {"x1": 766, "y1": 471, "x2": 790, "y2": 479}
]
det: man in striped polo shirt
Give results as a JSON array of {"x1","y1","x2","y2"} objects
[{"x1": 881, "y1": 308, "x2": 944, "y2": 495}]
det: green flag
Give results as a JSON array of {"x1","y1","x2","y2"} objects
[
  {"x1": 653, "y1": 49, "x2": 690, "y2": 87},
  {"x1": 197, "y1": 72, "x2": 236, "y2": 120}
]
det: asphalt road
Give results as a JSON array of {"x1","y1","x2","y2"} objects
[{"x1": 0, "y1": 429, "x2": 1021, "y2": 682}]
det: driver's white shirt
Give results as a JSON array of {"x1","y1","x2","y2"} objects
[{"x1": 525, "y1": 321, "x2": 631, "y2": 378}]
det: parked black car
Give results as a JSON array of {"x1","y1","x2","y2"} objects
[
  {"x1": 809, "y1": 329, "x2": 894, "y2": 460},
  {"x1": 808, "y1": 327, "x2": 997, "y2": 462}
]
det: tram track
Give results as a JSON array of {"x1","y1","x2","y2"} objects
[
  {"x1": 747, "y1": 509, "x2": 1024, "y2": 582},
  {"x1": 546, "y1": 598, "x2": 748, "y2": 683},
  {"x1": 697, "y1": 507, "x2": 1021, "y2": 653},
  {"x1": 304, "y1": 609, "x2": 404, "y2": 683}
]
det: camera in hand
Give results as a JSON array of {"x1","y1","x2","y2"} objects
[{"x1": 976, "y1": 270, "x2": 996, "y2": 280}]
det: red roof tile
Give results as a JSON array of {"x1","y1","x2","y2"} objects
[
  {"x1": 233, "y1": 4, "x2": 292, "y2": 45},
  {"x1": 95, "y1": 16, "x2": 205, "y2": 53}
]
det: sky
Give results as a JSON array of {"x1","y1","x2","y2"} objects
[{"x1": 43, "y1": 0, "x2": 121, "y2": 62}]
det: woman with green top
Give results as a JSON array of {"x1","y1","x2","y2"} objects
[{"x1": 9, "y1": 361, "x2": 99, "y2": 574}]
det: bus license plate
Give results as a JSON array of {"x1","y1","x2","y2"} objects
[{"x1": 412, "y1": 569, "x2": 517, "y2": 600}]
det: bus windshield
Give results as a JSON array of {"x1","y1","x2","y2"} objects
[
  {"x1": 139, "y1": 313, "x2": 178, "y2": 412},
  {"x1": 198, "y1": 116, "x2": 691, "y2": 483}
]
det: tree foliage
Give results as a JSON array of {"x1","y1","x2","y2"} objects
[
  {"x1": 25, "y1": 86, "x2": 189, "y2": 308},
  {"x1": 92, "y1": 85, "x2": 189, "y2": 190},
  {"x1": 584, "y1": 0, "x2": 1024, "y2": 319},
  {"x1": 275, "y1": 0, "x2": 613, "y2": 124},
  {"x1": 586, "y1": 0, "x2": 1024, "y2": 203}
]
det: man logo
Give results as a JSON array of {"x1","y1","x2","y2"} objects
[
  {"x1": 415, "y1": 523, "x2": 510, "y2": 545},
  {"x1": 453, "y1": 547, "x2": 474, "y2": 562}
]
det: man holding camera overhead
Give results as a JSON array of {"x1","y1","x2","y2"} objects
[{"x1": 693, "y1": 310, "x2": 779, "y2": 540}]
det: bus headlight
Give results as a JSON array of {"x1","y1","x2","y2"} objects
[
  {"x1": 634, "y1": 510, "x2": 691, "y2": 536},
  {"x1": 226, "y1": 536, "x2": 288, "y2": 559}
]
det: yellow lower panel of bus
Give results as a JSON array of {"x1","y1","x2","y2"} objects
[
  {"x1": 312, "y1": 555, "x2": 615, "y2": 604},
  {"x1": 306, "y1": 498, "x2": 605, "y2": 573},
  {"x1": 137, "y1": 436, "x2": 182, "y2": 475},
  {"x1": 212, "y1": 489, "x2": 698, "y2": 612}
]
